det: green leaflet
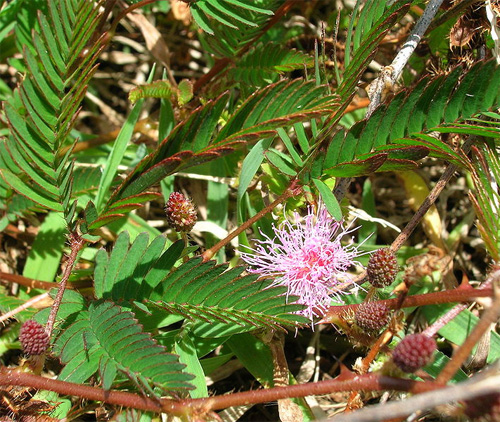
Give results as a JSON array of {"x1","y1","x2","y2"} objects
[
  {"x1": 44, "y1": 296, "x2": 194, "y2": 392},
  {"x1": 231, "y1": 42, "x2": 314, "y2": 87},
  {"x1": 94, "y1": 232, "x2": 183, "y2": 301},
  {"x1": 93, "y1": 232, "x2": 307, "y2": 336},
  {"x1": 108, "y1": 79, "x2": 337, "y2": 207},
  {"x1": 319, "y1": 60, "x2": 500, "y2": 178},
  {"x1": 0, "y1": 0, "x2": 107, "y2": 222},
  {"x1": 146, "y1": 257, "x2": 308, "y2": 337},
  {"x1": 190, "y1": 0, "x2": 273, "y2": 35}
]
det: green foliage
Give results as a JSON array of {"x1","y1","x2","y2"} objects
[
  {"x1": 1, "y1": 0, "x2": 500, "y2": 418},
  {"x1": 38, "y1": 291, "x2": 194, "y2": 392},
  {"x1": 93, "y1": 232, "x2": 308, "y2": 336},
  {"x1": 230, "y1": 42, "x2": 314, "y2": 86},
  {"x1": 0, "y1": 0, "x2": 106, "y2": 221},
  {"x1": 191, "y1": 0, "x2": 274, "y2": 35},
  {"x1": 468, "y1": 139, "x2": 500, "y2": 261},
  {"x1": 318, "y1": 60, "x2": 500, "y2": 178}
]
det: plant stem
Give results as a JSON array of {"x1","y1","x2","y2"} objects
[
  {"x1": 0, "y1": 293, "x2": 50, "y2": 324},
  {"x1": 322, "y1": 285, "x2": 493, "y2": 323},
  {"x1": 0, "y1": 366, "x2": 443, "y2": 416},
  {"x1": 201, "y1": 181, "x2": 301, "y2": 261},
  {"x1": 436, "y1": 270, "x2": 500, "y2": 384},
  {"x1": 330, "y1": 369, "x2": 500, "y2": 422},
  {"x1": 44, "y1": 233, "x2": 86, "y2": 338}
]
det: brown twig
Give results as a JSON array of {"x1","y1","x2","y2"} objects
[{"x1": 0, "y1": 272, "x2": 89, "y2": 291}]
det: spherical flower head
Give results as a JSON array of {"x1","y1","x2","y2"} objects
[
  {"x1": 165, "y1": 192, "x2": 197, "y2": 232},
  {"x1": 19, "y1": 320, "x2": 50, "y2": 356},
  {"x1": 241, "y1": 205, "x2": 363, "y2": 323}
]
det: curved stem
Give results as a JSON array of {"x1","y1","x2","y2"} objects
[
  {"x1": 321, "y1": 285, "x2": 493, "y2": 323},
  {"x1": 201, "y1": 181, "x2": 301, "y2": 261},
  {"x1": 0, "y1": 366, "x2": 443, "y2": 416}
]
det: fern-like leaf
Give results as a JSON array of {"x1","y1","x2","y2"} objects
[
  {"x1": 319, "y1": 60, "x2": 500, "y2": 177},
  {"x1": 148, "y1": 257, "x2": 308, "y2": 337},
  {"x1": 38, "y1": 290, "x2": 194, "y2": 392},
  {"x1": 469, "y1": 140, "x2": 500, "y2": 261},
  {"x1": 0, "y1": 0, "x2": 106, "y2": 221},
  {"x1": 94, "y1": 232, "x2": 184, "y2": 300},
  {"x1": 198, "y1": 0, "x2": 279, "y2": 58},
  {"x1": 231, "y1": 42, "x2": 314, "y2": 87},
  {"x1": 93, "y1": 233, "x2": 308, "y2": 336},
  {"x1": 99, "y1": 79, "x2": 337, "y2": 222},
  {"x1": 190, "y1": 0, "x2": 274, "y2": 35}
]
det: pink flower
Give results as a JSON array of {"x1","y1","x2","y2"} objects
[{"x1": 241, "y1": 205, "x2": 363, "y2": 323}]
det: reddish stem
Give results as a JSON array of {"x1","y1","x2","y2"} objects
[
  {"x1": 45, "y1": 233, "x2": 86, "y2": 338},
  {"x1": 0, "y1": 366, "x2": 444, "y2": 416},
  {"x1": 436, "y1": 271, "x2": 500, "y2": 384},
  {"x1": 321, "y1": 286, "x2": 493, "y2": 323}
]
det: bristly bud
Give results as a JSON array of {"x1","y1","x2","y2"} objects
[
  {"x1": 165, "y1": 192, "x2": 197, "y2": 232},
  {"x1": 392, "y1": 333, "x2": 436, "y2": 373},
  {"x1": 355, "y1": 301, "x2": 390, "y2": 333},
  {"x1": 367, "y1": 248, "x2": 398, "y2": 288},
  {"x1": 463, "y1": 392, "x2": 500, "y2": 421},
  {"x1": 19, "y1": 320, "x2": 50, "y2": 356}
]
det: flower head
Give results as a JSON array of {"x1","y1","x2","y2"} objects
[
  {"x1": 165, "y1": 192, "x2": 197, "y2": 232},
  {"x1": 241, "y1": 205, "x2": 363, "y2": 323}
]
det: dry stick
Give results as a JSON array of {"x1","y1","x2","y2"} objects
[
  {"x1": 0, "y1": 292, "x2": 50, "y2": 324},
  {"x1": 335, "y1": 0, "x2": 444, "y2": 200},
  {"x1": 201, "y1": 182, "x2": 299, "y2": 261},
  {"x1": 436, "y1": 270, "x2": 500, "y2": 384},
  {"x1": 329, "y1": 369, "x2": 500, "y2": 422},
  {"x1": 367, "y1": 0, "x2": 445, "y2": 116},
  {"x1": 44, "y1": 234, "x2": 86, "y2": 338}
]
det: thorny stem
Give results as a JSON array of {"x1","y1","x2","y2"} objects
[
  {"x1": 436, "y1": 270, "x2": 500, "y2": 384},
  {"x1": 367, "y1": 0, "x2": 445, "y2": 115},
  {"x1": 322, "y1": 285, "x2": 493, "y2": 322},
  {"x1": 44, "y1": 233, "x2": 86, "y2": 338},
  {"x1": 0, "y1": 366, "x2": 443, "y2": 416},
  {"x1": 421, "y1": 278, "x2": 493, "y2": 337},
  {"x1": 422, "y1": 303, "x2": 468, "y2": 338},
  {"x1": 201, "y1": 181, "x2": 301, "y2": 261}
]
